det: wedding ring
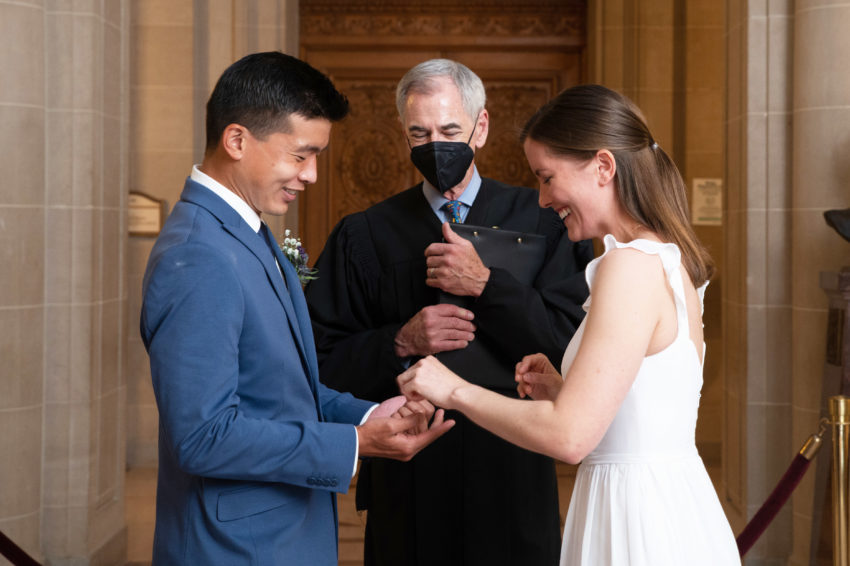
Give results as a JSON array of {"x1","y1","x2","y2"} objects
[{"x1": 428, "y1": 267, "x2": 434, "y2": 278}]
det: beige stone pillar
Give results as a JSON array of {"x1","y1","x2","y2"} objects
[
  {"x1": 40, "y1": 2, "x2": 132, "y2": 564},
  {"x1": 724, "y1": 1, "x2": 797, "y2": 562},
  {"x1": 791, "y1": 2, "x2": 850, "y2": 564},
  {"x1": 0, "y1": 0, "x2": 46, "y2": 560},
  {"x1": 726, "y1": 1, "x2": 850, "y2": 564},
  {"x1": 0, "y1": 1, "x2": 131, "y2": 564}
]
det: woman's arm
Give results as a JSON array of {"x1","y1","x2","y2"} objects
[{"x1": 398, "y1": 248, "x2": 667, "y2": 464}]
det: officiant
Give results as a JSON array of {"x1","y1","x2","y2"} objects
[{"x1": 304, "y1": 58, "x2": 593, "y2": 566}]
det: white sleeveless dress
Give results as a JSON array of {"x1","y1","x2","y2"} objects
[{"x1": 559, "y1": 236, "x2": 740, "y2": 566}]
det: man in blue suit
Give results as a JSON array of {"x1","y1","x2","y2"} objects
[{"x1": 140, "y1": 51, "x2": 454, "y2": 566}]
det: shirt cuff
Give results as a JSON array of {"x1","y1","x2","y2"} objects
[{"x1": 352, "y1": 404, "x2": 380, "y2": 476}]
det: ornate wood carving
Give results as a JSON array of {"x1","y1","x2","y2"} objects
[
  {"x1": 303, "y1": 14, "x2": 582, "y2": 39},
  {"x1": 301, "y1": 0, "x2": 585, "y2": 43},
  {"x1": 331, "y1": 81, "x2": 418, "y2": 225},
  {"x1": 476, "y1": 84, "x2": 553, "y2": 190}
]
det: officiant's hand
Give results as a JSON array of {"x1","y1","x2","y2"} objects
[
  {"x1": 424, "y1": 222, "x2": 491, "y2": 297},
  {"x1": 515, "y1": 353, "x2": 563, "y2": 401},
  {"x1": 394, "y1": 304, "x2": 475, "y2": 358}
]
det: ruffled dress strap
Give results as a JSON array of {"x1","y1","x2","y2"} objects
[{"x1": 584, "y1": 235, "x2": 706, "y2": 343}]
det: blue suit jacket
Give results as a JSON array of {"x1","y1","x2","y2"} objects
[{"x1": 140, "y1": 178, "x2": 374, "y2": 565}]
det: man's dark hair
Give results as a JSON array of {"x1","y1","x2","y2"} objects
[{"x1": 205, "y1": 51, "x2": 349, "y2": 152}]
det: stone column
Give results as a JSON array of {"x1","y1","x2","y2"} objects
[
  {"x1": 40, "y1": 2, "x2": 132, "y2": 564},
  {"x1": 0, "y1": 0, "x2": 46, "y2": 559},
  {"x1": 0, "y1": 1, "x2": 131, "y2": 564},
  {"x1": 725, "y1": 1, "x2": 796, "y2": 563},
  {"x1": 791, "y1": 1, "x2": 850, "y2": 564}
]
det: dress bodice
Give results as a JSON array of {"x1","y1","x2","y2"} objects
[{"x1": 560, "y1": 235, "x2": 708, "y2": 463}]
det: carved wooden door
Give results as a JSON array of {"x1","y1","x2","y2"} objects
[{"x1": 299, "y1": 0, "x2": 586, "y2": 255}]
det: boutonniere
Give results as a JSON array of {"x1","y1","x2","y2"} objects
[{"x1": 280, "y1": 229, "x2": 318, "y2": 285}]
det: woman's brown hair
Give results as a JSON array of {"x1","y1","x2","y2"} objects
[{"x1": 520, "y1": 84, "x2": 715, "y2": 286}]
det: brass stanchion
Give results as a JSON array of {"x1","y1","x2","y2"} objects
[{"x1": 831, "y1": 395, "x2": 850, "y2": 566}]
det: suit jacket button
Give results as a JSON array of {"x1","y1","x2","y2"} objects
[
  {"x1": 331, "y1": 479, "x2": 338, "y2": 487},
  {"x1": 307, "y1": 478, "x2": 315, "y2": 485}
]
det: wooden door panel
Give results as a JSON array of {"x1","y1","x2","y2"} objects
[
  {"x1": 329, "y1": 78, "x2": 418, "y2": 228},
  {"x1": 475, "y1": 81, "x2": 554, "y2": 190}
]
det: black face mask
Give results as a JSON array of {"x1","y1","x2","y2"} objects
[{"x1": 409, "y1": 127, "x2": 476, "y2": 193}]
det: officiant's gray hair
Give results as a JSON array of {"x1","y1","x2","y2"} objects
[{"x1": 396, "y1": 59, "x2": 486, "y2": 122}]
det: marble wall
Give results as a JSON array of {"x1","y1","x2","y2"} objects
[
  {"x1": 0, "y1": 0, "x2": 46, "y2": 558},
  {"x1": 790, "y1": 2, "x2": 850, "y2": 564},
  {"x1": 725, "y1": 1, "x2": 850, "y2": 564},
  {"x1": 0, "y1": 1, "x2": 130, "y2": 564},
  {"x1": 725, "y1": 2, "x2": 796, "y2": 563}
]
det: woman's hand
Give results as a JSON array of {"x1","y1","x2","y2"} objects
[
  {"x1": 515, "y1": 353, "x2": 563, "y2": 401},
  {"x1": 397, "y1": 355, "x2": 467, "y2": 409}
]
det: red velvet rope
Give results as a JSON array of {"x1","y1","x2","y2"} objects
[{"x1": 736, "y1": 454, "x2": 812, "y2": 557}]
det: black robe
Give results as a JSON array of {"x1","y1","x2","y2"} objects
[{"x1": 305, "y1": 178, "x2": 593, "y2": 566}]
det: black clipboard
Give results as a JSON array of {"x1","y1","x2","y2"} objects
[{"x1": 436, "y1": 224, "x2": 546, "y2": 388}]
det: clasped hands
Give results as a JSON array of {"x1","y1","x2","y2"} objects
[
  {"x1": 357, "y1": 395, "x2": 454, "y2": 462},
  {"x1": 397, "y1": 352, "x2": 565, "y2": 409}
]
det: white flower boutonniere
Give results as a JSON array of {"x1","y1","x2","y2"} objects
[{"x1": 280, "y1": 229, "x2": 318, "y2": 285}]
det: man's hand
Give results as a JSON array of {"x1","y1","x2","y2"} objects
[
  {"x1": 368, "y1": 395, "x2": 438, "y2": 435},
  {"x1": 393, "y1": 304, "x2": 475, "y2": 358},
  {"x1": 357, "y1": 402, "x2": 455, "y2": 461},
  {"x1": 397, "y1": 355, "x2": 468, "y2": 410},
  {"x1": 425, "y1": 222, "x2": 491, "y2": 297},
  {"x1": 515, "y1": 353, "x2": 563, "y2": 401}
]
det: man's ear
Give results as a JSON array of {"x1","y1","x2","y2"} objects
[
  {"x1": 221, "y1": 123, "x2": 249, "y2": 160},
  {"x1": 472, "y1": 108, "x2": 489, "y2": 149},
  {"x1": 595, "y1": 149, "x2": 616, "y2": 186}
]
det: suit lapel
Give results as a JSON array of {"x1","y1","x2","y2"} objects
[
  {"x1": 225, "y1": 223, "x2": 324, "y2": 416},
  {"x1": 179, "y1": 179, "x2": 322, "y2": 411},
  {"x1": 230, "y1": 225, "x2": 315, "y2": 360},
  {"x1": 270, "y1": 241, "x2": 321, "y2": 379},
  {"x1": 272, "y1": 245, "x2": 324, "y2": 418}
]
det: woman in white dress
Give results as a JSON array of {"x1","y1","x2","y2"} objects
[{"x1": 397, "y1": 84, "x2": 741, "y2": 565}]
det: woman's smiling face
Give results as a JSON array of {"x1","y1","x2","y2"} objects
[{"x1": 523, "y1": 138, "x2": 610, "y2": 242}]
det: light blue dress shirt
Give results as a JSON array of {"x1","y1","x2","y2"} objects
[{"x1": 421, "y1": 165, "x2": 481, "y2": 223}]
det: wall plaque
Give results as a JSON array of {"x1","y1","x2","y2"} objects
[
  {"x1": 128, "y1": 191, "x2": 166, "y2": 236},
  {"x1": 691, "y1": 178, "x2": 723, "y2": 226}
]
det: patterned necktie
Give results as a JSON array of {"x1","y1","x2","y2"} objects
[{"x1": 444, "y1": 200, "x2": 463, "y2": 223}]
